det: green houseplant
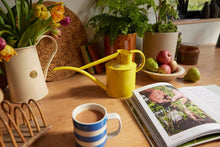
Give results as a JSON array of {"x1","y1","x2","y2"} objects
[
  {"x1": 147, "y1": 0, "x2": 178, "y2": 33},
  {"x1": 143, "y1": 0, "x2": 179, "y2": 60},
  {"x1": 87, "y1": 0, "x2": 154, "y2": 56}
]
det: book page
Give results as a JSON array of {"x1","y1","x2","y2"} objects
[
  {"x1": 132, "y1": 83, "x2": 220, "y2": 147},
  {"x1": 178, "y1": 85, "x2": 220, "y2": 122}
]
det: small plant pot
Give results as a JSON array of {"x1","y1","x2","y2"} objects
[
  {"x1": 104, "y1": 33, "x2": 137, "y2": 56},
  {"x1": 143, "y1": 32, "x2": 178, "y2": 59}
]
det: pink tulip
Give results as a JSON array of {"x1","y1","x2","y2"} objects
[
  {"x1": 0, "y1": 37, "x2": 7, "y2": 51},
  {"x1": 60, "y1": 16, "x2": 71, "y2": 26},
  {"x1": 51, "y1": 28, "x2": 62, "y2": 39}
]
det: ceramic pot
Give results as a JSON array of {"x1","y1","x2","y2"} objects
[
  {"x1": 4, "y1": 35, "x2": 57, "y2": 103},
  {"x1": 104, "y1": 33, "x2": 137, "y2": 56},
  {"x1": 143, "y1": 32, "x2": 178, "y2": 59}
]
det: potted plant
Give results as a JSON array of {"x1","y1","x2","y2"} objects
[
  {"x1": 87, "y1": 0, "x2": 154, "y2": 56},
  {"x1": 0, "y1": 0, "x2": 70, "y2": 103},
  {"x1": 142, "y1": 0, "x2": 179, "y2": 59}
]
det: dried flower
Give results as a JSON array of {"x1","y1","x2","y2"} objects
[
  {"x1": 60, "y1": 17, "x2": 71, "y2": 26},
  {"x1": 0, "y1": 45, "x2": 17, "y2": 62},
  {"x1": 0, "y1": 37, "x2": 7, "y2": 51}
]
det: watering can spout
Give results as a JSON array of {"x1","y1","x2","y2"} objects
[
  {"x1": 53, "y1": 67, "x2": 107, "y2": 91},
  {"x1": 53, "y1": 52, "x2": 121, "y2": 91}
]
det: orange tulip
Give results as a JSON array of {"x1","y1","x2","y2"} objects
[
  {"x1": 0, "y1": 45, "x2": 17, "y2": 62},
  {"x1": 50, "y1": 2, "x2": 65, "y2": 22}
]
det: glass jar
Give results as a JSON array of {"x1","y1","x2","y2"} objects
[{"x1": 177, "y1": 42, "x2": 200, "y2": 65}]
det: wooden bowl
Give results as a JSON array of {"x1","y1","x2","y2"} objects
[{"x1": 142, "y1": 65, "x2": 185, "y2": 81}]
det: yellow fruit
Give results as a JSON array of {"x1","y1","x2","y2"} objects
[{"x1": 184, "y1": 67, "x2": 201, "y2": 82}]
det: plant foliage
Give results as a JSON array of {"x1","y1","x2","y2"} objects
[
  {"x1": 0, "y1": 0, "x2": 66, "y2": 48},
  {"x1": 0, "y1": 0, "x2": 43, "y2": 48},
  {"x1": 88, "y1": 0, "x2": 154, "y2": 44},
  {"x1": 147, "y1": 0, "x2": 179, "y2": 33}
]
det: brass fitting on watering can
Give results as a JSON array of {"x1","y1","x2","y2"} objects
[{"x1": 53, "y1": 49, "x2": 145, "y2": 99}]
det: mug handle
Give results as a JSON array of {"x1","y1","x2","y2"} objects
[
  {"x1": 107, "y1": 113, "x2": 122, "y2": 139},
  {"x1": 130, "y1": 50, "x2": 145, "y2": 72},
  {"x1": 36, "y1": 35, "x2": 58, "y2": 80}
]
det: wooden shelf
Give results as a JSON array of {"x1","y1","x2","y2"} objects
[{"x1": 173, "y1": 18, "x2": 220, "y2": 25}]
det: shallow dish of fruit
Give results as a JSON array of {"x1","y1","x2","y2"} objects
[
  {"x1": 142, "y1": 65, "x2": 185, "y2": 81},
  {"x1": 142, "y1": 50, "x2": 186, "y2": 81}
]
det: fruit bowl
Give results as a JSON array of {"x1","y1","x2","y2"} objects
[{"x1": 142, "y1": 65, "x2": 185, "y2": 81}]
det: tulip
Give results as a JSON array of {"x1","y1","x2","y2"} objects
[
  {"x1": 51, "y1": 20, "x2": 61, "y2": 29},
  {"x1": 60, "y1": 17, "x2": 71, "y2": 26},
  {"x1": 33, "y1": 4, "x2": 48, "y2": 20},
  {"x1": 0, "y1": 37, "x2": 7, "y2": 51},
  {"x1": 50, "y1": 2, "x2": 65, "y2": 22},
  {"x1": 0, "y1": 45, "x2": 17, "y2": 62},
  {"x1": 50, "y1": 28, "x2": 62, "y2": 39}
]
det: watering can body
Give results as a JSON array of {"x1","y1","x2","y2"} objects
[
  {"x1": 53, "y1": 49, "x2": 145, "y2": 99},
  {"x1": 105, "y1": 56, "x2": 137, "y2": 98}
]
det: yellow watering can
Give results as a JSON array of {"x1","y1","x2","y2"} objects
[{"x1": 53, "y1": 49, "x2": 145, "y2": 99}]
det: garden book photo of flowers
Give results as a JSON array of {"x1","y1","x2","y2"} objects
[{"x1": 126, "y1": 82, "x2": 220, "y2": 147}]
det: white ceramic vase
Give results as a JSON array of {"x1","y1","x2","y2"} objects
[
  {"x1": 142, "y1": 32, "x2": 178, "y2": 59},
  {"x1": 4, "y1": 35, "x2": 57, "y2": 103}
]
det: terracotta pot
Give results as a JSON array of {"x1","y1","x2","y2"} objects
[
  {"x1": 143, "y1": 32, "x2": 178, "y2": 59},
  {"x1": 104, "y1": 33, "x2": 137, "y2": 56}
]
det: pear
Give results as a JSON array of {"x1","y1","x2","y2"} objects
[
  {"x1": 144, "y1": 58, "x2": 158, "y2": 72},
  {"x1": 184, "y1": 67, "x2": 201, "y2": 82}
]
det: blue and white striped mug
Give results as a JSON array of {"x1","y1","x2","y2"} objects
[{"x1": 72, "y1": 103, "x2": 122, "y2": 147}]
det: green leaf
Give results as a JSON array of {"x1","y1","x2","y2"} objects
[
  {"x1": 88, "y1": 0, "x2": 152, "y2": 43},
  {"x1": 6, "y1": 36, "x2": 17, "y2": 47},
  {"x1": 0, "y1": 7, "x2": 7, "y2": 22},
  {"x1": 0, "y1": 30, "x2": 16, "y2": 36},
  {"x1": 0, "y1": 16, "x2": 4, "y2": 24},
  {"x1": 18, "y1": 19, "x2": 41, "y2": 47},
  {"x1": 16, "y1": 0, "x2": 29, "y2": 34},
  {"x1": 0, "y1": 68, "x2": 5, "y2": 75},
  {"x1": 1, "y1": 0, "x2": 16, "y2": 29}
]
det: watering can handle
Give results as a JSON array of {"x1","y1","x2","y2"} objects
[
  {"x1": 36, "y1": 35, "x2": 58, "y2": 80},
  {"x1": 130, "y1": 50, "x2": 145, "y2": 72}
]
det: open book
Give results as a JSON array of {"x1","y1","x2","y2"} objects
[{"x1": 126, "y1": 82, "x2": 220, "y2": 147}]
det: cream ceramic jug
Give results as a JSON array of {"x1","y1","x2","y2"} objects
[{"x1": 4, "y1": 35, "x2": 57, "y2": 103}]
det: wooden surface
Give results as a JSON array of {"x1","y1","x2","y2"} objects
[{"x1": 30, "y1": 44, "x2": 220, "y2": 147}]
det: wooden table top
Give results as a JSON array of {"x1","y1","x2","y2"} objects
[{"x1": 30, "y1": 44, "x2": 220, "y2": 147}]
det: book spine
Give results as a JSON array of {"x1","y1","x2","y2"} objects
[
  {"x1": 87, "y1": 44, "x2": 105, "y2": 74},
  {"x1": 80, "y1": 45, "x2": 95, "y2": 74}
]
